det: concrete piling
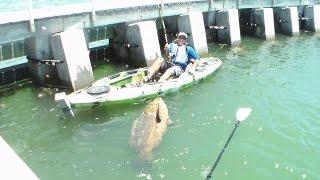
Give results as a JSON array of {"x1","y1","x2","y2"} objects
[
  {"x1": 302, "y1": 5, "x2": 320, "y2": 33},
  {"x1": 216, "y1": 9, "x2": 241, "y2": 46},
  {"x1": 24, "y1": 17, "x2": 65, "y2": 85},
  {"x1": 274, "y1": 7, "x2": 299, "y2": 36},
  {"x1": 127, "y1": 21, "x2": 161, "y2": 67},
  {"x1": 51, "y1": 29, "x2": 93, "y2": 91},
  {"x1": 25, "y1": 35, "x2": 58, "y2": 85},
  {"x1": 254, "y1": 8, "x2": 275, "y2": 40},
  {"x1": 177, "y1": 12, "x2": 209, "y2": 56},
  {"x1": 204, "y1": 11, "x2": 217, "y2": 42},
  {"x1": 111, "y1": 22, "x2": 130, "y2": 64}
]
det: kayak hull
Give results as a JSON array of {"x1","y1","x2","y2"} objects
[{"x1": 55, "y1": 57, "x2": 222, "y2": 116}]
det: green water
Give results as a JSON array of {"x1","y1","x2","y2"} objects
[{"x1": 1, "y1": 34, "x2": 320, "y2": 179}]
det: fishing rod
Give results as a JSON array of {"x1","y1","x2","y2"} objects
[
  {"x1": 159, "y1": 0, "x2": 168, "y2": 44},
  {"x1": 206, "y1": 108, "x2": 252, "y2": 179}
]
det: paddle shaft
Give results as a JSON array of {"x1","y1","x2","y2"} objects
[{"x1": 206, "y1": 120, "x2": 241, "y2": 179}]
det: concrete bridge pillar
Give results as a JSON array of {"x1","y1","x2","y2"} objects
[
  {"x1": 162, "y1": 16, "x2": 179, "y2": 44},
  {"x1": 274, "y1": 7, "x2": 299, "y2": 36},
  {"x1": 25, "y1": 35, "x2": 58, "y2": 85},
  {"x1": 51, "y1": 29, "x2": 93, "y2": 91},
  {"x1": 204, "y1": 11, "x2": 217, "y2": 42},
  {"x1": 177, "y1": 12, "x2": 208, "y2": 56},
  {"x1": 216, "y1": 9, "x2": 241, "y2": 46},
  {"x1": 127, "y1": 21, "x2": 161, "y2": 67},
  {"x1": 302, "y1": 5, "x2": 320, "y2": 33},
  {"x1": 111, "y1": 23, "x2": 130, "y2": 64},
  {"x1": 253, "y1": 8, "x2": 275, "y2": 40},
  {"x1": 24, "y1": 18, "x2": 65, "y2": 85}
]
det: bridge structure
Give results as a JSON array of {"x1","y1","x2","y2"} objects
[{"x1": 0, "y1": 0, "x2": 319, "y2": 88}]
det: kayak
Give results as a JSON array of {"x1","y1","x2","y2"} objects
[{"x1": 55, "y1": 57, "x2": 222, "y2": 117}]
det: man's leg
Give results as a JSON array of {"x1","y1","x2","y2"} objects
[
  {"x1": 158, "y1": 67, "x2": 175, "y2": 82},
  {"x1": 146, "y1": 57, "x2": 165, "y2": 80}
]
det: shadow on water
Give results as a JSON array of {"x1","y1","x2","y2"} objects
[
  {"x1": 70, "y1": 102, "x2": 146, "y2": 123},
  {"x1": 0, "y1": 79, "x2": 33, "y2": 97}
]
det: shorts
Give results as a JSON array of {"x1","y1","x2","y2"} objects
[{"x1": 159, "y1": 61, "x2": 183, "y2": 77}]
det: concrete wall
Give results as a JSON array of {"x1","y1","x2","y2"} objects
[
  {"x1": 51, "y1": 29, "x2": 93, "y2": 91},
  {"x1": 127, "y1": 21, "x2": 161, "y2": 67},
  {"x1": 274, "y1": 7, "x2": 299, "y2": 36},
  {"x1": 254, "y1": 8, "x2": 275, "y2": 40},
  {"x1": 25, "y1": 35, "x2": 58, "y2": 85},
  {"x1": 177, "y1": 12, "x2": 209, "y2": 56},
  {"x1": 111, "y1": 22, "x2": 131, "y2": 63},
  {"x1": 204, "y1": 11, "x2": 217, "y2": 42},
  {"x1": 163, "y1": 16, "x2": 180, "y2": 43},
  {"x1": 216, "y1": 9, "x2": 241, "y2": 45},
  {"x1": 303, "y1": 5, "x2": 320, "y2": 32}
]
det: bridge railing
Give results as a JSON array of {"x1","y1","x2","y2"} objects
[
  {"x1": 0, "y1": 0, "x2": 318, "y2": 13},
  {"x1": 0, "y1": 41, "x2": 25, "y2": 62}
]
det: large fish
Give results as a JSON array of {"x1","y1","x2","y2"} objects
[{"x1": 129, "y1": 97, "x2": 169, "y2": 160}]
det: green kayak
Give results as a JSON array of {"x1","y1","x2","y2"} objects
[{"x1": 55, "y1": 57, "x2": 222, "y2": 117}]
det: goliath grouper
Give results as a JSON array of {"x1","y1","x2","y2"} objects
[{"x1": 129, "y1": 97, "x2": 169, "y2": 160}]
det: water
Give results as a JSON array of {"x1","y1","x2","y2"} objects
[{"x1": 1, "y1": 33, "x2": 320, "y2": 179}]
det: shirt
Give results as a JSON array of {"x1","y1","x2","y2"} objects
[{"x1": 167, "y1": 43, "x2": 200, "y2": 70}]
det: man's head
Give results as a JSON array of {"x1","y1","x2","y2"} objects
[{"x1": 177, "y1": 32, "x2": 187, "y2": 46}]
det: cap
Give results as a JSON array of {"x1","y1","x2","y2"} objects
[{"x1": 177, "y1": 32, "x2": 187, "y2": 39}]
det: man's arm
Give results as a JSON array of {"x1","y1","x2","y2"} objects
[
  {"x1": 185, "y1": 59, "x2": 199, "y2": 74},
  {"x1": 185, "y1": 47, "x2": 200, "y2": 74},
  {"x1": 164, "y1": 43, "x2": 175, "y2": 62}
]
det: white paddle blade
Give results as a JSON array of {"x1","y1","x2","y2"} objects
[{"x1": 236, "y1": 108, "x2": 252, "y2": 122}]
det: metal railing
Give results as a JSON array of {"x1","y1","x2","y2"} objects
[
  {"x1": 0, "y1": 41, "x2": 25, "y2": 62},
  {"x1": 87, "y1": 26, "x2": 113, "y2": 42},
  {"x1": 0, "y1": 26, "x2": 111, "y2": 62}
]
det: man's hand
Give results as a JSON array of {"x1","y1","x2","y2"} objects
[
  {"x1": 164, "y1": 43, "x2": 172, "y2": 62},
  {"x1": 185, "y1": 63, "x2": 195, "y2": 75},
  {"x1": 185, "y1": 60, "x2": 199, "y2": 75},
  {"x1": 164, "y1": 43, "x2": 169, "y2": 51}
]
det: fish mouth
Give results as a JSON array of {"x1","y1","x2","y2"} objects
[{"x1": 156, "y1": 110, "x2": 161, "y2": 123}]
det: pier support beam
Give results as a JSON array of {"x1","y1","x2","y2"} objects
[
  {"x1": 111, "y1": 22, "x2": 130, "y2": 64},
  {"x1": 177, "y1": 12, "x2": 208, "y2": 56},
  {"x1": 253, "y1": 8, "x2": 275, "y2": 40},
  {"x1": 24, "y1": 18, "x2": 65, "y2": 85},
  {"x1": 204, "y1": 11, "x2": 217, "y2": 42},
  {"x1": 127, "y1": 21, "x2": 161, "y2": 67},
  {"x1": 216, "y1": 9, "x2": 241, "y2": 46},
  {"x1": 25, "y1": 35, "x2": 59, "y2": 85},
  {"x1": 51, "y1": 29, "x2": 93, "y2": 91},
  {"x1": 162, "y1": 16, "x2": 179, "y2": 44},
  {"x1": 302, "y1": 5, "x2": 320, "y2": 33},
  {"x1": 274, "y1": 7, "x2": 299, "y2": 36}
]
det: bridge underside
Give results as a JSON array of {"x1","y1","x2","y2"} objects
[{"x1": 0, "y1": 1, "x2": 319, "y2": 87}]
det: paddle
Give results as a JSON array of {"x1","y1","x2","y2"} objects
[{"x1": 206, "y1": 108, "x2": 252, "y2": 179}]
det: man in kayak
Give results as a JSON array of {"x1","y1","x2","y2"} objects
[{"x1": 142, "y1": 32, "x2": 200, "y2": 82}]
